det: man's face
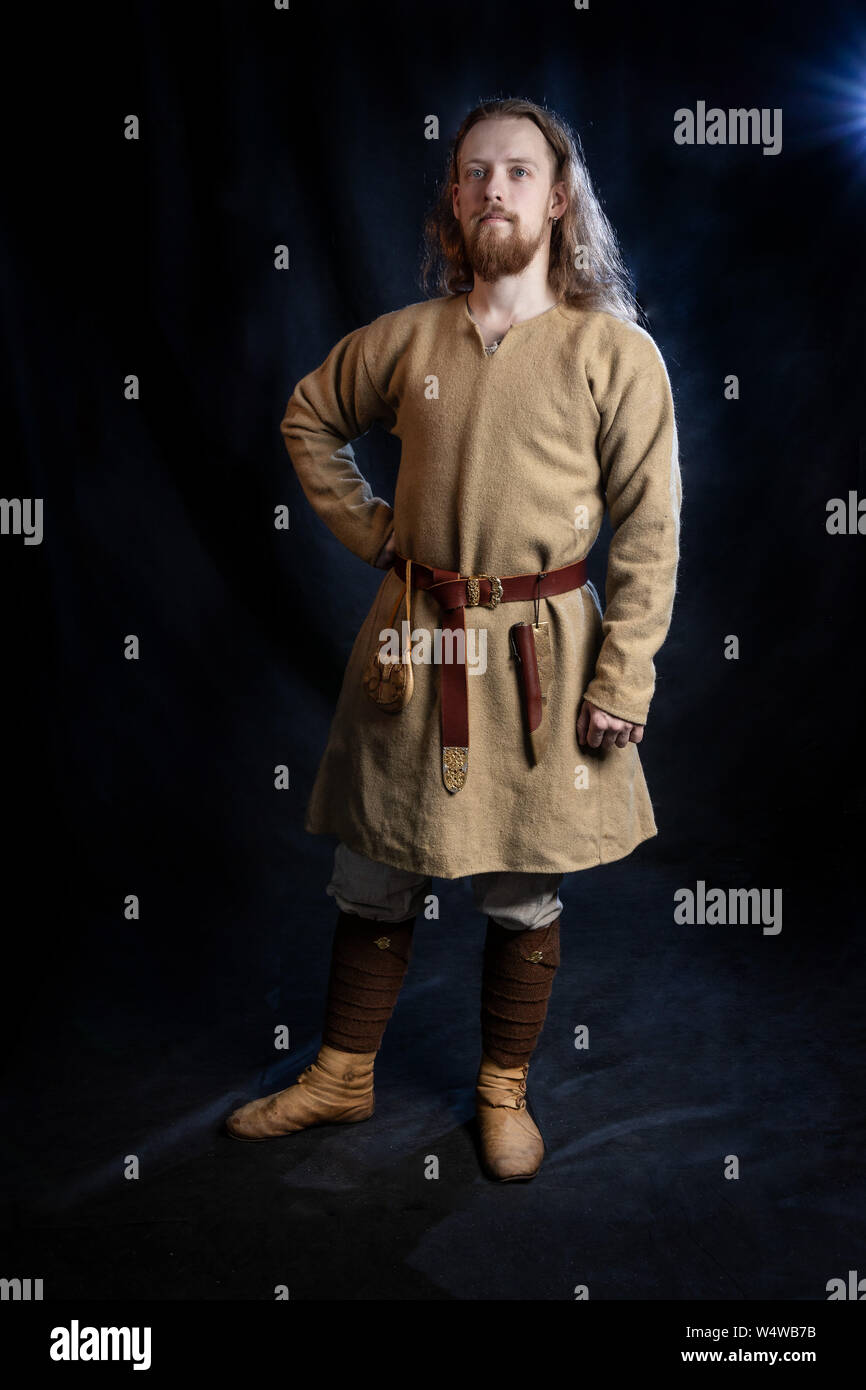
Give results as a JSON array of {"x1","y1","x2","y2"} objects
[{"x1": 452, "y1": 117, "x2": 565, "y2": 284}]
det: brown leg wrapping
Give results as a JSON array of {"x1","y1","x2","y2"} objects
[
  {"x1": 480, "y1": 916, "x2": 562, "y2": 1068},
  {"x1": 321, "y1": 909, "x2": 417, "y2": 1054}
]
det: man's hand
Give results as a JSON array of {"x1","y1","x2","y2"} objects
[
  {"x1": 373, "y1": 530, "x2": 397, "y2": 569},
  {"x1": 577, "y1": 699, "x2": 644, "y2": 749}
]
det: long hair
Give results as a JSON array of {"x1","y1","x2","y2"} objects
[{"x1": 420, "y1": 97, "x2": 643, "y2": 325}]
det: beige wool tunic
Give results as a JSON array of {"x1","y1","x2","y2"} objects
[{"x1": 280, "y1": 292, "x2": 682, "y2": 878}]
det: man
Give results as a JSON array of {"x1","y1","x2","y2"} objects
[{"x1": 226, "y1": 98, "x2": 683, "y2": 1182}]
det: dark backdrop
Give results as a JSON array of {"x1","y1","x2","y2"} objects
[{"x1": 2, "y1": 0, "x2": 865, "y2": 1308}]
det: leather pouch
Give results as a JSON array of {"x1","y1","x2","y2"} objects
[{"x1": 362, "y1": 560, "x2": 414, "y2": 713}]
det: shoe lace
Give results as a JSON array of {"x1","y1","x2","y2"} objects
[{"x1": 480, "y1": 1063, "x2": 529, "y2": 1109}]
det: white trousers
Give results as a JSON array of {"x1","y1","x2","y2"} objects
[{"x1": 326, "y1": 841, "x2": 564, "y2": 932}]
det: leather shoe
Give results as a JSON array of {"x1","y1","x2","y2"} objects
[
  {"x1": 475, "y1": 1051, "x2": 545, "y2": 1181},
  {"x1": 226, "y1": 1043, "x2": 376, "y2": 1141}
]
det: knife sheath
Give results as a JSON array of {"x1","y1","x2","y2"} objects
[{"x1": 509, "y1": 620, "x2": 554, "y2": 764}]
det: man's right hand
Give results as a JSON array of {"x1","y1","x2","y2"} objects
[{"x1": 373, "y1": 530, "x2": 397, "y2": 569}]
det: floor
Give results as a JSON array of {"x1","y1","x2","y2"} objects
[{"x1": 2, "y1": 848, "x2": 862, "y2": 1301}]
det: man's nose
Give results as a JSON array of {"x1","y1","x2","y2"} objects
[{"x1": 479, "y1": 174, "x2": 505, "y2": 201}]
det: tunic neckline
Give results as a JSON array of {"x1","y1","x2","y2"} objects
[{"x1": 463, "y1": 291, "x2": 561, "y2": 357}]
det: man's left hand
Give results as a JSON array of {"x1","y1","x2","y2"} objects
[{"x1": 577, "y1": 699, "x2": 644, "y2": 749}]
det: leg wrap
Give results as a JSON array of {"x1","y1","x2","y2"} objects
[
  {"x1": 480, "y1": 916, "x2": 561, "y2": 1068},
  {"x1": 322, "y1": 910, "x2": 416, "y2": 1054}
]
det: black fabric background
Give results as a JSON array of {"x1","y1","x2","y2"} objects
[{"x1": 2, "y1": 0, "x2": 864, "y2": 1307}]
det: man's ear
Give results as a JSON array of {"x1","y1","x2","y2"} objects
[{"x1": 549, "y1": 180, "x2": 567, "y2": 219}]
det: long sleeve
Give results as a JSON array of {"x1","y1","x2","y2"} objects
[
  {"x1": 581, "y1": 323, "x2": 683, "y2": 726},
  {"x1": 280, "y1": 322, "x2": 397, "y2": 566}
]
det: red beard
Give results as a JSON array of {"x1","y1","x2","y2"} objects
[{"x1": 464, "y1": 214, "x2": 548, "y2": 281}]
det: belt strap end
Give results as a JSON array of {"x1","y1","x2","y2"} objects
[{"x1": 443, "y1": 746, "x2": 468, "y2": 794}]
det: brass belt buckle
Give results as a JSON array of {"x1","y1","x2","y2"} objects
[{"x1": 466, "y1": 574, "x2": 503, "y2": 608}]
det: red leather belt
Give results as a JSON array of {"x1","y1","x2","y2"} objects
[{"x1": 392, "y1": 552, "x2": 589, "y2": 793}]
